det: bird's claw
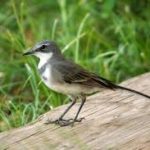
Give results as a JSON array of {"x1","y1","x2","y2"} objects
[{"x1": 45, "y1": 117, "x2": 85, "y2": 127}]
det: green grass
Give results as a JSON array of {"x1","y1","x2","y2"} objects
[{"x1": 0, "y1": 0, "x2": 150, "y2": 132}]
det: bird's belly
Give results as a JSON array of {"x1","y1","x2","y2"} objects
[
  {"x1": 42, "y1": 77, "x2": 99, "y2": 95},
  {"x1": 40, "y1": 67, "x2": 99, "y2": 95}
]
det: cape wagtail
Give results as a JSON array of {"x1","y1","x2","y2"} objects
[{"x1": 23, "y1": 40, "x2": 150, "y2": 126}]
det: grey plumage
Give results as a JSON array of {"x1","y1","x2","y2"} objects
[{"x1": 23, "y1": 40, "x2": 150, "y2": 126}]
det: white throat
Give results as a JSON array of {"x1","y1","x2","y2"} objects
[{"x1": 35, "y1": 52, "x2": 53, "y2": 68}]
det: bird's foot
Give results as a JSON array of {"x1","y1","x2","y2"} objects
[{"x1": 45, "y1": 117, "x2": 85, "y2": 127}]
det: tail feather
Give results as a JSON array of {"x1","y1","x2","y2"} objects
[
  {"x1": 95, "y1": 76, "x2": 150, "y2": 99},
  {"x1": 94, "y1": 76, "x2": 118, "y2": 89},
  {"x1": 115, "y1": 85, "x2": 150, "y2": 99}
]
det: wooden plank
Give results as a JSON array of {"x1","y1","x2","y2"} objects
[{"x1": 0, "y1": 73, "x2": 150, "y2": 150}]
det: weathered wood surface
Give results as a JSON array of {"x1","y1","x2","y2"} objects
[{"x1": 1, "y1": 73, "x2": 150, "y2": 150}]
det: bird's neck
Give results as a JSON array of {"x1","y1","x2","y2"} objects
[
  {"x1": 38, "y1": 52, "x2": 53, "y2": 68},
  {"x1": 37, "y1": 52, "x2": 65, "y2": 69}
]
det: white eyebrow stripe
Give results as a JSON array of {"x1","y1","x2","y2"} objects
[
  {"x1": 44, "y1": 43, "x2": 49, "y2": 46},
  {"x1": 35, "y1": 43, "x2": 49, "y2": 49},
  {"x1": 35, "y1": 45, "x2": 41, "y2": 49}
]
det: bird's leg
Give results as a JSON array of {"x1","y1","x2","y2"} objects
[
  {"x1": 71, "y1": 96, "x2": 86, "y2": 125},
  {"x1": 46, "y1": 96, "x2": 86, "y2": 126},
  {"x1": 55, "y1": 97, "x2": 86, "y2": 126},
  {"x1": 58, "y1": 98, "x2": 76, "y2": 120},
  {"x1": 46, "y1": 98, "x2": 77, "y2": 126}
]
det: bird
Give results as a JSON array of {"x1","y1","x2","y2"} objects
[{"x1": 23, "y1": 40, "x2": 150, "y2": 126}]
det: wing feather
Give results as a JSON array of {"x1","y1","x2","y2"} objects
[{"x1": 53, "y1": 60, "x2": 116, "y2": 89}]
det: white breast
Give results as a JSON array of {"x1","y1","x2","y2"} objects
[
  {"x1": 41, "y1": 66, "x2": 53, "y2": 88},
  {"x1": 40, "y1": 65, "x2": 67, "y2": 93},
  {"x1": 37, "y1": 52, "x2": 53, "y2": 68},
  {"x1": 37, "y1": 53, "x2": 100, "y2": 95},
  {"x1": 41, "y1": 66, "x2": 100, "y2": 95}
]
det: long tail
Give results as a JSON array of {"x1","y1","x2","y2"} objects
[
  {"x1": 115, "y1": 85, "x2": 150, "y2": 99},
  {"x1": 95, "y1": 76, "x2": 150, "y2": 99}
]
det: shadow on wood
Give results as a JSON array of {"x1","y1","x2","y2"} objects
[{"x1": 1, "y1": 73, "x2": 150, "y2": 150}]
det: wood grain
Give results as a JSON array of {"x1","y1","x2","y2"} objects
[{"x1": 0, "y1": 73, "x2": 150, "y2": 150}]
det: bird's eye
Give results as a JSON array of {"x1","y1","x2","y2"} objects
[{"x1": 41, "y1": 45, "x2": 46, "y2": 49}]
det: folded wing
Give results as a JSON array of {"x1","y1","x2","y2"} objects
[{"x1": 54, "y1": 60, "x2": 117, "y2": 90}]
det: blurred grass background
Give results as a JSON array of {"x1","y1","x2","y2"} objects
[{"x1": 0, "y1": 0, "x2": 150, "y2": 132}]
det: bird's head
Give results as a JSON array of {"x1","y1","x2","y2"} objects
[{"x1": 23, "y1": 40, "x2": 61, "y2": 60}]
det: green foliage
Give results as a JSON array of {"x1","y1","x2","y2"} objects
[{"x1": 0, "y1": 0, "x2": 150, "y2": 131}]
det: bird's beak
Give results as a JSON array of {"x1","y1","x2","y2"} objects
[{"x1": 23, "y1": 50, "x2": 34, "y2": 56}]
